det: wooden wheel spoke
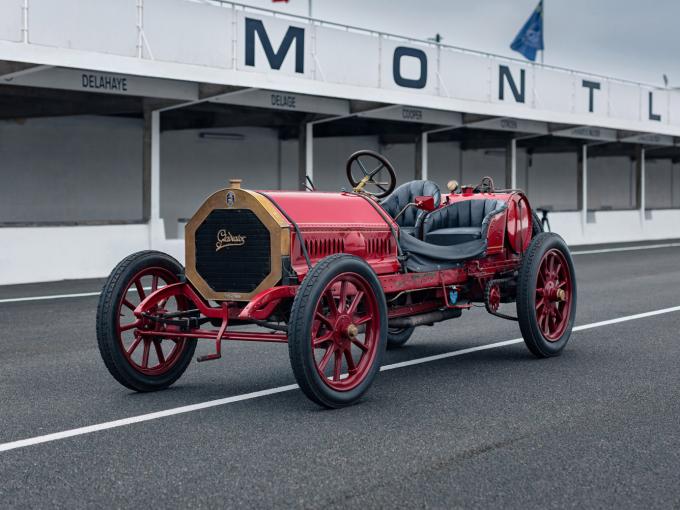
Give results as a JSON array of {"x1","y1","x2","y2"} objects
[
  {"x1": 134, "y1": 279, "x2": 146, "y2": 301},
  {"x1": 315, "y1": 311, "x2": 334, "y2": 330},
  {"x1": 347, "y1": 290, "x2": 364, "y2": 317},
  {"x1": 554, "y1": 262, "x2": 563, "y2": 277},
  {"x1": 317, "y1": 345, "x2": 334, "y2": 372},
  {"x1": 351, "y1": 338, "x2": 368, "y2": 352},
  {"x1": 141, "y1": 339, "x2": 151, "y2": 368},
  {"x1": 332, "y1": 351, "x2": 342, "y2": 381},
  {"x1": 339, "y1": 280, "x2": 348, "y2": 312},
  {"x1": 153, "y1": 339, "x2": 165, "y2": 364},
  {"x1": 120, "y1": 319, "x2": 141, "y2": 332},
  {"x1": 151, "y1": 275, "x2": 159, "y2": 292},
  {"x1": 313, "y1": 332, "x2": 333, "y2": 347},
  {"x1": 354, "y1": 315, "x2": 371, "y2": 326},
  {"x1": 344, "y1": 348, "x2": 357, "y2": 375},
  {"x1": 126, "y1": 336, "x2": 143, "y2": 356},
  {"x1": 122, "y1": 298, "x2": 136, "y2": 311},
  {"x1": 324, "y1": 289, "x2": 339, "y2": 318}
]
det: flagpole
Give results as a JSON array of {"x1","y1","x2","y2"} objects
[{"x1": 540, "y1": 0, "x2": 544, "y2": 64}]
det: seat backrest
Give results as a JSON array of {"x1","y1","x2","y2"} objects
[
  {"x1": 380, "y1": 180, "x2": 442, "y2": 228},
  {"x1": 422, "y1": 198, "x2": 506, "y2": 236}
]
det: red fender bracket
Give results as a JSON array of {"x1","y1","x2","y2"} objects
[{"x1": 238, "y1": 286, "x2": 297, "y2": 321}]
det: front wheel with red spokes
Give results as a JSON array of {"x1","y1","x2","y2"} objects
[
  {"x1": 517, "y1": 233, "x2": 577, "y2": 357},
  {"x1": 96, "y1": 251, "x2": 197, "y2": 392},
  {"x1": 288, "y1": 254, "x2": 387, "y2": 408}
]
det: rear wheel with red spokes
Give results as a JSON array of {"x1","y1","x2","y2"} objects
[
  {"x1": 289, "y1": 254, "x2": 387, "y2": 408},
  {"x1": 517, "y1": 233, "x2": 577, "y2": 357},
  {"x1": 96, "y1": 251, "x2": 197, "y2": 392}
]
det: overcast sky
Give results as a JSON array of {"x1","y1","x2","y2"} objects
[{"x1": 235, "y1": 0, "x2": 679, "y2": 86}]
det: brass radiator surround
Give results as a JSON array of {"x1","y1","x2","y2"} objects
[{"x1": 185, "y1": 187, "x2": 290, "y2": 301}]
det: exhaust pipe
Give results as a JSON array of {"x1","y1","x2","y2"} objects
[{"x1": 388, "y1": 308, "x2": 462, "y2": 328}]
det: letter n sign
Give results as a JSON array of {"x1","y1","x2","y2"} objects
[
  {"x1": 245, "y1": 18, "x2": 304, "y2": 73},
  {"x1": 499, "y1": 65, "x2": 525, "y2": 103}
]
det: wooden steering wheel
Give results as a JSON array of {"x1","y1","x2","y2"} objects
[{"x1": 346, "y1": 150, "x2": 397, "y2": 199}]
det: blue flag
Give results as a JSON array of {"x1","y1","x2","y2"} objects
[{"x1": 510, "y1": 1, "x2": 544, "y2": 62}]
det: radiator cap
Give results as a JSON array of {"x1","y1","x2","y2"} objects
[{"x1": 229, "y1": 179, "x2": 242, "y2": 189}]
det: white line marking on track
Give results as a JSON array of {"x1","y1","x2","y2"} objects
[
  {"x1": 571, "y1": 242, "x2": 680, "y2": 255},
  {"x1": 0, "y1": 243, "x2": 678, "y2": 304},
  {"x1": 0, "y1": 287, "x2": 151, "y2": 304},
  {"x1": 1, "y1": 305, "x2": 679, "y2": 454}
]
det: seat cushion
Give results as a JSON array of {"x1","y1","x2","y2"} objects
[
  {"x1": 424, "y1": 227, "x2": 482, "y2": 246},
  {"x1": 400, "y1": 225, "x2": 417, "y2": 237},
  {"x1": 421, "y1": 198, "x2": 507, "y2": 245},
  {"x1": 399, "y1": 232, "x2": 486, "y2": 272},
  {"x1": 380, "y1": 180, "x2": 441, "y2": 238}
]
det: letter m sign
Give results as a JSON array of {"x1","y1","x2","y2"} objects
[{"x1": 245, "y1": 18, "x2": 304, "y2": 74}]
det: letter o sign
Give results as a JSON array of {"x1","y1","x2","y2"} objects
[{"x1": 393, "y1": 47, "x2": 427, "y2": 89}]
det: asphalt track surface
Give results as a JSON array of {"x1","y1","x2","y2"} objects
[{"x1": 1, "y1": 242, "x2": 679, "y2": 508}]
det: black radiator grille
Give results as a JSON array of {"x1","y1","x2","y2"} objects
[{"x1": 195, "y1": 209, "x2": 271, "y2": 293}]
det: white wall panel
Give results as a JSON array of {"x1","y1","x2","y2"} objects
[
  {"x1": 607, "y1": 81, "x2": 641, "y2": 121},
  {"x1": 144, "y1": 0, "x2": 233, "y2": 68},
  {"x1": 30, "y1": 0, "x2": 137, "y2": 56},
  {"x1": 533, "y1": 68, "x2": 575, "y2": 113},
  {"x1": 438, "y1": 50, "x2": 491, "y2": 103},
  {"x1": 0, "y1": 0, "x2": 22, "y2": 43},
  {"x1": 0, "y1": 224, "x2": 150, "y2": 284},
  {"x1": 313, "y1": 27, "x2": 379, "y2": 87}
]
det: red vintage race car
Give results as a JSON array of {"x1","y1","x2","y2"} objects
[{"x1": 96, "y1": 150, "x2": 577, "y2": 408}]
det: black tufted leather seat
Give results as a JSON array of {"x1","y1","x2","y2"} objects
[
  {"x1": 422, "y1": 199, "x2": 507, "y2": 246},
  {"x1": 380, "y1": 180, "x2": 442, "y2": 237}
]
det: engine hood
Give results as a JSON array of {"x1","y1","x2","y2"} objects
[{"x1": 257, "y1": 191, "x2": 396, "y2": 230}]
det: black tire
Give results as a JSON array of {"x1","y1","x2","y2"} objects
[
  {"x1": 288, "y1": 254, "x2": 388, "y2": 408},
  {"x1": 516, "y1": 233, "x2": 577, "y2": 358},
  {"x1": 531, "y1": 210, "x2": 543, "y2": 237},
  {"x1": 96, "y1": 251, "x2": 197, "y2": 392},
  {"x1": 387, "y1": 326, "x2": 415, "y2": 348}
]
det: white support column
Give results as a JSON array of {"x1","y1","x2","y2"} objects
[
  {"x1": 305, "y1": 122, "x2": 314, "y2": 188},
  {"x1": 581, "y1": 144, "x2": 588, "y2": 233},
  {"x1": 421, "y1": 132, "x2": 429, "y2": 180},
  {"x1": 510, "y1": 138, "x2": 517, "y2": 189},
  {"x1": 640, "y1": 147, "x2": 646, "y2": 227},
  {"x1": 150, "y1": 110, "x2": 161, "y2": 221}
]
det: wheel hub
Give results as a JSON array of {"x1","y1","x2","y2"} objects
[{"x1": 332, "y1": 314, "x2": 357, "y2": 349}]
